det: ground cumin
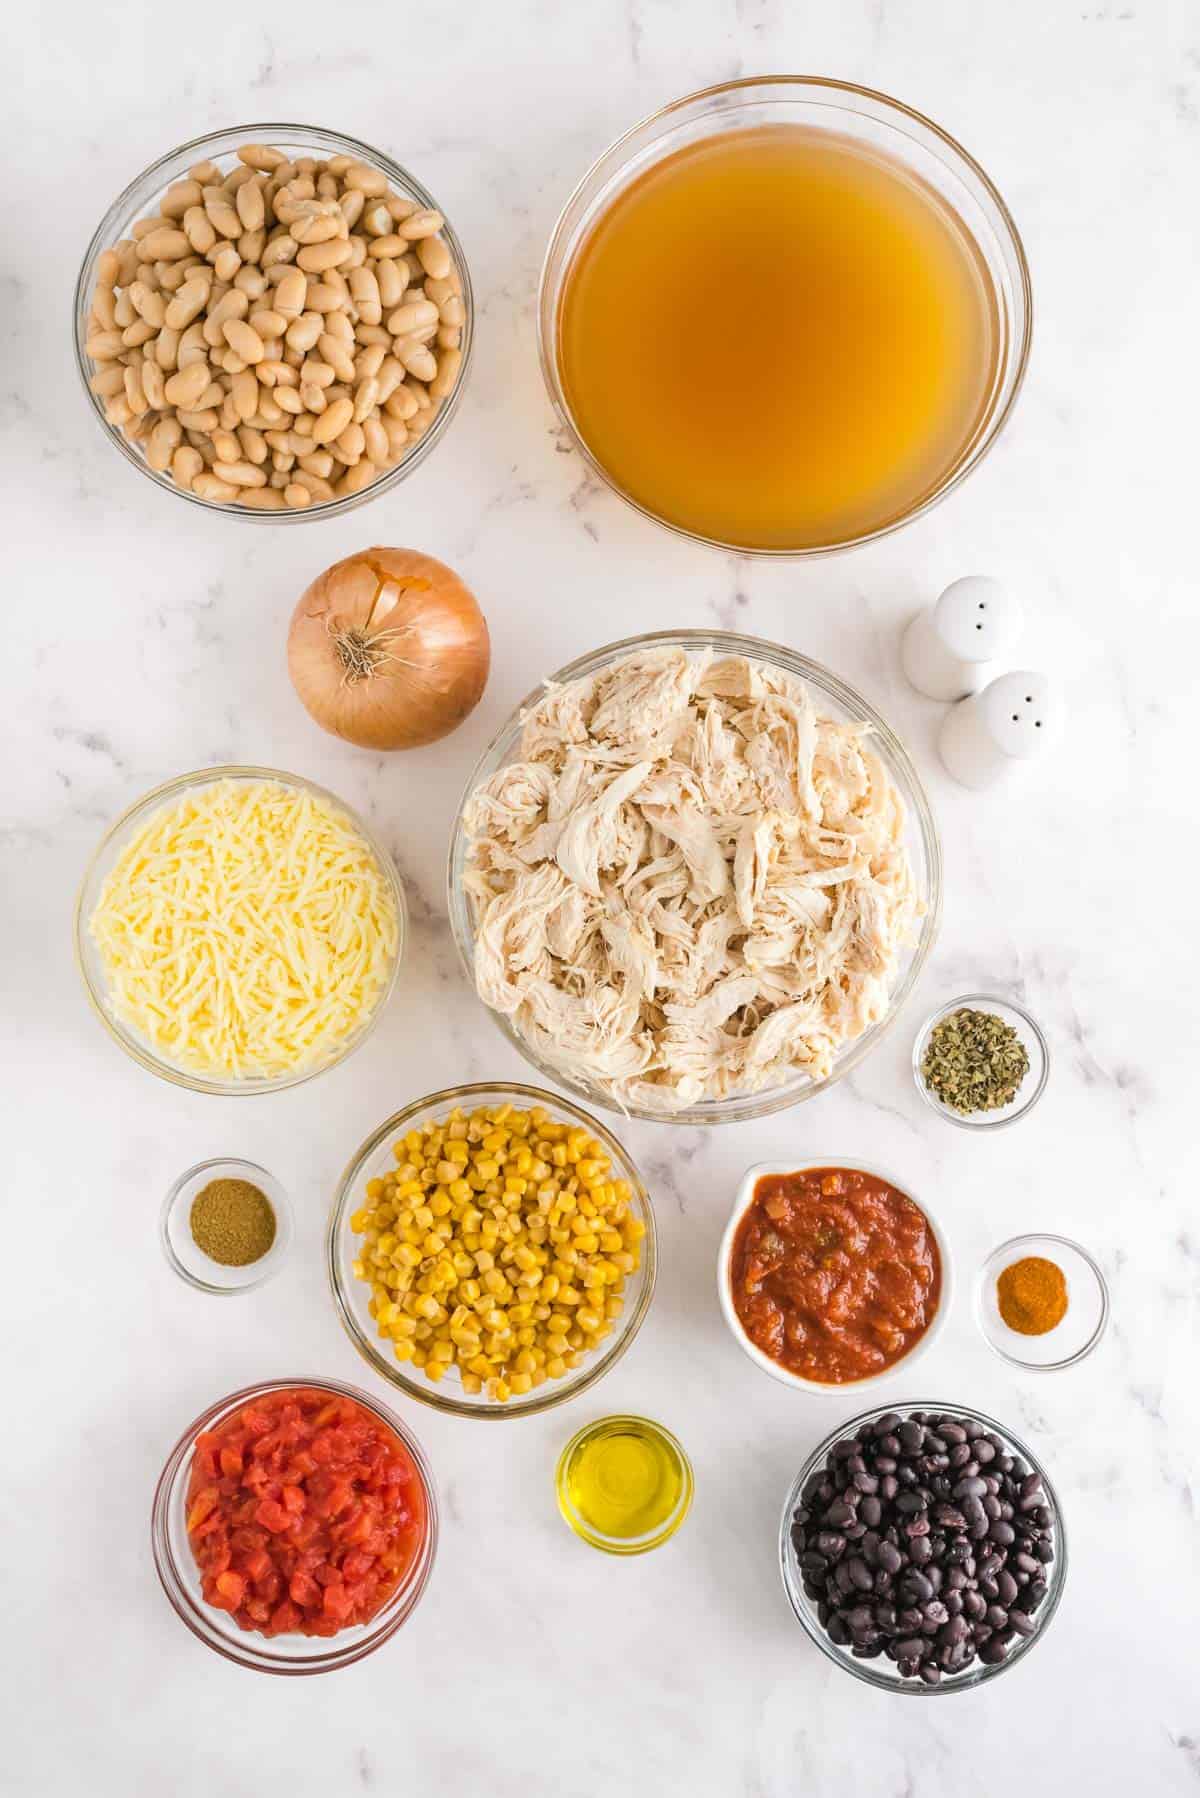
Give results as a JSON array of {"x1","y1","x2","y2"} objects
[
  {"x1": 996, "y1": 1255, "x2": 1068, "y2": 1335},
  {"x1": 190, "y1": 1177, "x2": 276, "y2": 1267}
]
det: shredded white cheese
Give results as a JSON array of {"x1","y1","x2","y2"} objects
[{"x1": 89, "y1": 778, "x2": 400, "y2": 1080}]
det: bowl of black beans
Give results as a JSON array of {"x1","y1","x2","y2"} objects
[{"x1": 780, "y1": 1402, "x2": 1065, "y2": 1692}]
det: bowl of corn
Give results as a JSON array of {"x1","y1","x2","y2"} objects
[{"x1": 326, "y1": 1082, "x2": 657, "y2": 1418}]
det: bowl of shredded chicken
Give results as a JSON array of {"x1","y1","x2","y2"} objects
[{"x1": 449, "y1": 632, "x2": 940, "y2": 1123}]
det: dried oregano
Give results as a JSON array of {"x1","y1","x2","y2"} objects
[{"x1": 921, "y1": 1007, "x2": 1030, "y2": 1114}]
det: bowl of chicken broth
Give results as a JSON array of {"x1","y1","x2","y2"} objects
[
  {"x1": 539, "y1": 78, "x2": 1031, "y2": 555},
  {"x1": 447, "y1": 630, "x2": 941, "y2": 1126}
]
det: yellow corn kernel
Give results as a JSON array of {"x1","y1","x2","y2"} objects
[
  {"x1": 509, "y1": 1372, "x2": 533, "y2": 1395},
  {"x1": 393, "y1": 1339, "x2": 415, "y2": 1362},
  {"x1": 546, "y1": 1356, "x2": 567, "y2": 1379}
]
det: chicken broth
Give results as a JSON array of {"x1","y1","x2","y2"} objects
[{"x1": 557, "y1": 125, "x2": 1000, "y2": 551}]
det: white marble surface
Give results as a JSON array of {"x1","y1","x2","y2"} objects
[{"x1": 6, "y1": 2, "x2": 1199, "y2": 1792}]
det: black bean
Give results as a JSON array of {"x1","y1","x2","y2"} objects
[
  {"x1": 1036, "y1": 1539, "x2": 1055, "y2": 1564},
  {"x1": 897, "y1": 1607, "x2": 924, "y2": 1633},
  {"x1": 974, "y1": 1440, "x2": 996, "y2": 1464},
  {"x1": 896, "y1": 1463, "x2": 918, "y2": 1488},
  {"x1": 909, "y1": 1535, "x2": 932, "y2": 1566},
  {"x1": 897, "y1": 1419, "x2": 924, "y2": 1453},
  {"x1": 802, "y1": 1472, "x2": 828, "y2": 1504},
  {"x1": 832, "y1": 1437, "x2": 858, "y2": 1460},
  {"x1": 901, "y1": 1571, "x2": 933, "y2": 1603},
  {"x1": 877, "y1": 1541, "x2": 903, "y2": 1574},
  {"x1": 873, "y1": 1413, "x2": 902, "y2": 1437},
  {"x1": 846, "y1": 1603, "x2": 874, "y2": 1634},
  {"x1": 816, "y1": 1531, "x2": 846, "y2": 1558},
  {"x1": 828, "y1": 1611, "x2": 850, "y2": 1644},
  {"x1": 873, "y1": 1455, "x2": 897, "y2": 1474},
  {"x1": 852, "y1": 1470, "x2": 880, "y2": 1495},
  {"x1": 880, "y1": 1475, "x2": 899, "y2": 1501},
  {"x1": 963, "y1": 1590, "x2": 986, "y2": 1620},
  {"x1": 825, "y1": 1500, "x2": 856, "y2": 1528},
  {"x1": 986, "y1": 1604, "x2": 1009, "y2": 1629},
  {"x1": 896, "y1": 1491, "x2": 926, "y2": 1516},
  {"x1": 875, "y1": 1603, "x2": 898, "y2": 1630},
  {"x1": 949, "y1": 1441, "x2": 973, "y2": 1469},
  {"x1": 847, "y1": 1557, "x2": 874, "y2": 1592},
  {"x1": 846, "y1": 1453, "x2": 867, "y2": 1476},
  {"x1": 988, "y1": 1520, "x2": 1015, "y2": 1547},
  {"x1": 982, "y1": 1495, "x2": 1002, "y2": 1520},
  {"x1": 996, "y1": 1569, "x2": 1018, "y2": 1606},
  {"x1": 1014, "y1": 1551, "x2": 1040, "y2": 1576},
  {"x1": 978, "y1": 1576, "x2": 999, "y2": 1601},
  {"x1": 852, "y1": 1640, "x2": 884, "y2": 1659},
  {"x1": 953, "y1": 1476, "x2": 988, "y2": 1500},
  {"x1": 924, "y1": 1600, "x2": 949, "y2": 1627},
  {"x1": 1020, "y1": 1471, "x2": 1043, "y2": 1500},
  {"x1": 920, "y1": 1663, "x2": 942, "y2": 1685},
  {"x1": 895, "y1": 1636, "x2": 926, "y2": 1660},
  {"x1": 1009, "y1": 1610, "x2": 1036, "y2": 1637},
  {"x1": 860, "y1": 1495, "x2": 882, "y2": 1527},
  {"x1": 978, "y1": 1638, "x2": 1007, "y2": 1665},
  {"x1": 940, "y1": 1422, "x2": 966, "y2": 1444}
]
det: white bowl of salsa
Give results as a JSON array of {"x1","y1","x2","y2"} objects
[{"x1": 717, "y1": 1160, "x2": 952, "y2": 1393}]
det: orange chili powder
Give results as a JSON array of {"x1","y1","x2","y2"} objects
[{"x1": 996, "y1": 1255, "x2": 1068, "y2": 1335}]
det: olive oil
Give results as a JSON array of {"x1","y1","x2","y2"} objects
[
  {"x1": 558, "y1": 125, "x2": 1000, "y2": 551},
  {"x1": 556, "y1": 1416, "x2": 693, "y2": 1554}
]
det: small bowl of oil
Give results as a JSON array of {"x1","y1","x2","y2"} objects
[{"x1": 555, "y1": 1415, "x2": 693, "y2": 1555}]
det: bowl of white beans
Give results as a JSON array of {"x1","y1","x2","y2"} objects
[{"x1": 73, "y1": 123, "x2": 473, "y2": 519}]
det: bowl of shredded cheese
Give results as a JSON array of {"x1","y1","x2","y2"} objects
[{"x1": 76, "y1": 766, "x2": 405, "y2": 1093}]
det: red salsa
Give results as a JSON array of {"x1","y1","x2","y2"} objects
[
  {"x1": 185, "y1": 1387, "x2": 426, "y2": 1638},
  {"x1": 731, "y1": 1166, "x2": 941, "y2": 1384}
]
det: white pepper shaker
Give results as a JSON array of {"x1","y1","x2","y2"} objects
[
  {"x1": 901, "y1": 577, "x2": 1023, "y2": 702},
  {"x1": 937, "y1": 670, "x2": 1063, "y2": 789}
]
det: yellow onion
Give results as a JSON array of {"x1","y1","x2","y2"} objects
[{"x1": 287, "y1": 547, "x2": 490, "y2": 750}]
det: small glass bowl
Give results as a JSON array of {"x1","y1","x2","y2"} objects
[
  {"x1": 538, "y1": 76, "x2": 1031, "y2": 556},
  {"x1": 448, "y1": 629, "x2": 941, "y2": 1126},
  {"x1": 779, "y1": 1399, "x2": 1067, "y2": 1694},
  {"x1": 75, "y1": 765, "x2": 406, "y2": 1096},
  {"x1": 151, "y1": 1377, "x2": 438, "y2": 1675},
  {"x1": 161, "y1": 1158, "x2": 293, "y2": 1294},
  {"x1": 327, "y1": 1082, "x2": 657, "y2": 1419},
  {"x1": 555, "y1": 1415, "x2": 694, "y2": 1555},
  {"x1": 74, "y1": 123, "x2": 473, "y2": 522},
  {"x1": 912, "y1": 994, "x2": 1048, "y2": 1130},
  {"x1": 975, "y1": 1234, "x2": 1109, "y2": 1371}
]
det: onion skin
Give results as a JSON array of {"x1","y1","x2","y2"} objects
[{"x1": 287, "y1": 546, "x2": 490, "y2": 750}]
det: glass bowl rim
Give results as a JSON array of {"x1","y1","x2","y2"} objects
[
  {"x1": 74, "y1": 762, "x2": 407, "y2": 1095},
  {"x1": 778, "y1": 1396, "x2": 1068, "y2": 1695},
  {"x1": 911, "y1": 991, "x2": 1049, "y2": 1130},
  {"x1": 159, "y1": 1156, "x2": 294, "y2": 1295},
  {"x1": 536, "y1": 74, "x2": 1033, "y2": 558},
  {"x1": 554, "y1": 1412, "x2": 695, "y2": 1554},
  {"x1": 973, "y1": 1232, "x2": 1110, "y2": 1371},
  {"x1": 716, "y1": 1157, "x2": 954, "y2": 1392},
  {"x1": 326, "y1": 1079, "x2": 658, "y2": 1419},
  {"x1": 446, "y1": 627, "x2": 942, "y2": 1124},
  {"x1": 150, "y1": 1374, "x2": 439, "y2": 1675},
  {"x1": 73, "y1": 120, "x2": 474, "y2": 524}
]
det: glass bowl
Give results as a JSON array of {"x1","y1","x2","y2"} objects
[
  {"x1": 717, "y1": 1160, "x2": 952, "y2": 1393},
  {"x1": 538, "y1": 77, "x2": 1031, "y2": 556},
  {"x1": 327, "y1": 1082, "x2": 657, "y2": 1419},
  {"x1": 160, "y1": 1158, "x2": 294, "y2": 1294},
  {"x1": 975, "y1": 1234, "x2": 1109, "y2": 1371},
  {"x1": 74, "y1": 123, "x2": 473, "y2": 521},
  {"x1": 555, "y1": 1415, "x2": 694, "y2": 1555},
  {"x1": 447, "y1": 629, "x2": 942, "y2": 1125},
  {"x1": 912, "y1": 994, "x2": 1048, "y2": 1130},
  {"x1": 75, "y1": 764, "x2": 406, "y2": 1095},
  {"x1": 779, "y1": 1399, "x2": 1067, "y2": 1694},
  {"x1": 151, "y1": 1376, "x2": 438, "y2": 1675}
]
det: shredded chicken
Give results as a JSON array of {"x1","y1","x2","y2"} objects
[{"x1": 463, "y1": 648, "x2": 919, "y2": 1113}]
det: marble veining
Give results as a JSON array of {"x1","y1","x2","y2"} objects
[{"x1": 5, "y1": 1, "x2": 1198, "y2": 1793}]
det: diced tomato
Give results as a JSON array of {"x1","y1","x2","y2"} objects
[{"x1": 185, "y1": 1387, "x2": 424, "y2": 1643}]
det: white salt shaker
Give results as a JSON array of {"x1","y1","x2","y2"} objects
[
  {"x1": 901, "y1": 577, "x2": 1023, "y2": 702},
  {"x1": 937, "y1": 670, "x2": 1063, "y2": 790}
]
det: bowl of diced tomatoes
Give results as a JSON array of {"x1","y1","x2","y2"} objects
[{"x1": 151, "y1": 1377, "x2": 438, "y2": 1674}]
